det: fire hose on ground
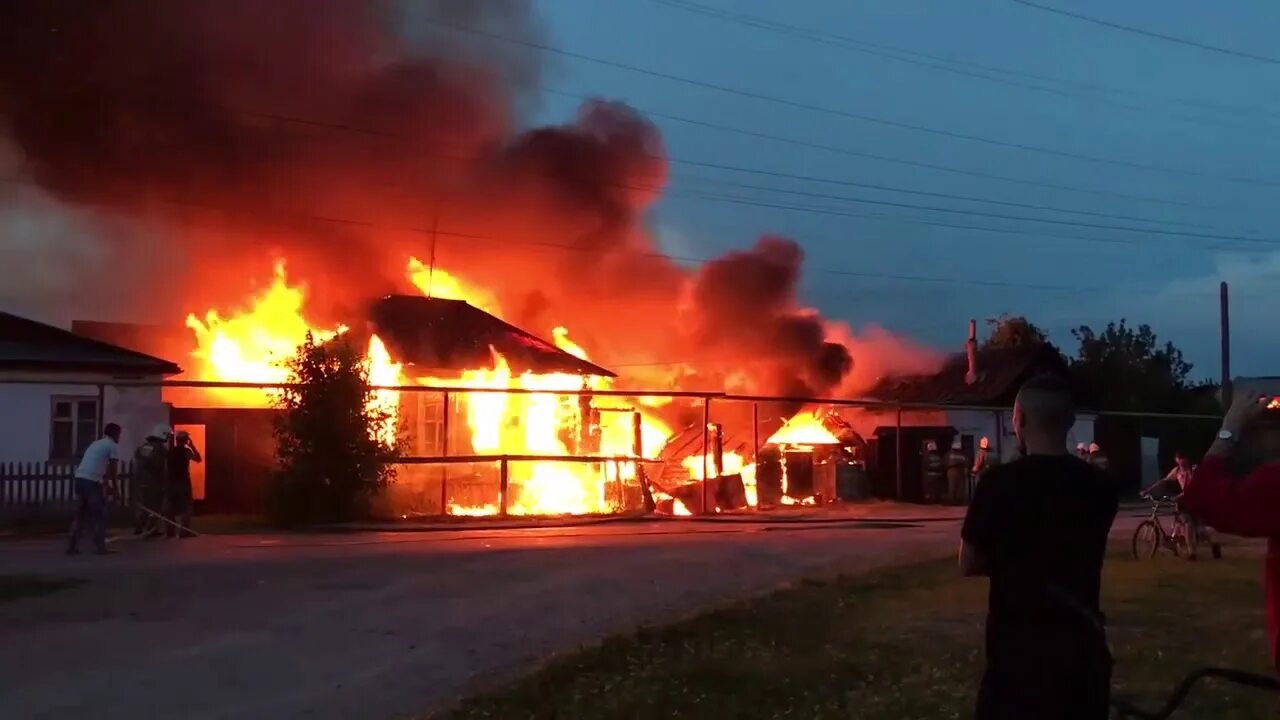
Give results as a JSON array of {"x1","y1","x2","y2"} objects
[
  {"x1": 125, "y1": 503, "x2": 202, "y2": 539},
  {"x1": 1110, "y1": 667, "x2": 1279, "y2": 719}
]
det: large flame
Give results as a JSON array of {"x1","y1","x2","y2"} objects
[
  {"x1": 366, "y1": 334, "x2": 403, "y2": 446},
  {"x1": 767, "y1": 411, "x2": 840, "y2": 446},
  {"x1": 184, "y1": 257, "x2": 676, "y2": 517},
  {"x1": 185, "y1": 260, "x2": 346, "y2": 407},
  {"x1": 407, "y1": 256, "x2": 501, "y2": 316}
]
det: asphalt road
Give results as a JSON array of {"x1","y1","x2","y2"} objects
[{"x1": 0, "y1": 517, "x2": 962, "y2": 719}]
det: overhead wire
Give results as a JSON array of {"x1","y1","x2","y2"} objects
[
  {"x1": 1012, "y1": 0, "x2": 1280, "y2": 66},
  {"x1": 414, "y1": 15, "x2": 1280, "y2": 187},
  {"x1": 649, "y1": 0, "x2": 1279, "y2": 131},
  {"x1": 653, "y1": 0, "x2": 1280, "y2": 121},
  {"x1": 0, "y1": 171, "x2": 1228, "y2": 300}
]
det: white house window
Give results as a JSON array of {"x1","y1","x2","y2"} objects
[{"x1": 50, "y1": 397, "x2": 99, "y2": 460}]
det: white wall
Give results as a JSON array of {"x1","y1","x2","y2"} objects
[
  {"x1": 106, "y1": 384, "x2": 168, "y2": 456},
  {"x1": 0, "y1": 374, "x2": 169, "y2": 463},
  {"x1": 995, "y1": 410, "x2": 1096, "y2": 459}
]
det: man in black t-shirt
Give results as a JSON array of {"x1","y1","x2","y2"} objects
[{"x1": 961, "y1": 375, "x2": 1119, "y2": 720}]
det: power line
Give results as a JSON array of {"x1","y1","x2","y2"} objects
[
  {"x1": 0, "y1": 173, "x2": 1223, "y2": 298},
  {"x1": 670, "y1": 164, "x2": 1230, "y2": 231},
  {"x1": 417, "y1": 15, "x2": 1280, "y2": 187},
  {"x1": 650, "y1": 0, "x2": 1279, "y2": 130},
  {"x1": 668, "y1": 174, "x2": 1275, "y2": 243},
  {"x1": 6, "y1": 69, "x2": 1246, "y2": 215},
  {"x1": 655, "y1": 0, "x2": 1280, "y2": 121},
  {"x1": 540, "y1": 88, "x2": 1226, "y2": 212},
  {"x1": 1012, "y1": 0, "x2": 1280, "y2": 66},
  {"x1": 5, "y1": 85, "x2": 1267, "y2": 244}
]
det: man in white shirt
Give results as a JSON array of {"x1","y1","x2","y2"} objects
[{"x1": 68, "y1": 423, "x2": 122, "y2": 555}]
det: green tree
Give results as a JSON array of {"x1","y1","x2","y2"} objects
[
  {"x1": 984, "y1": 314, "x2": 1048, "y2": 349},
  {"x1": 1069, "y1": 320, "x2": 1195, "y2": 412},
  {"x1": 270, "y1": 333, "x2": 400, "y2": 526}
]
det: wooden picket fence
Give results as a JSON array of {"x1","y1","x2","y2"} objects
[{"x1": 0, "y1": 461, "x2": 134, "y2": 510}]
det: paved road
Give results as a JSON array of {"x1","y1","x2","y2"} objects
[{"x1": 0, "y1": 517, "x2": 962, "y2": 719}]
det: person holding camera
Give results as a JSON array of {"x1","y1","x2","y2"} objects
[
  {"x1": 961, "y1": 376, "x2": 1120, "y2": 719},
  {"x1": 1180, "y1": 391, "x2": 1280, "y2": 674}
]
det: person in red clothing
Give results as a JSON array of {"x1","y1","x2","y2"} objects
[{"x1": 1179, "y1": 390, "x2": 1280, "y2": 674}]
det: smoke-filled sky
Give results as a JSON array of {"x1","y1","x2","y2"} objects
[
  {"x1": 527, "y1": 0, "x2": 1280, "y2": 379},
  {"x1": 3, "y1": 0, "x2": 1279, "y2": 382}
]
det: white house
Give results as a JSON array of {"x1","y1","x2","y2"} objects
[{"x1": 0, "y1": 311, "x2": 180, "y2": 463}]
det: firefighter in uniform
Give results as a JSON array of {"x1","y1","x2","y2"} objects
[
  {"x1": 164, "y1": 430, "x2": 202, "y2": 538},
  {"x1": 132, "y1": 424, "x2": 170, "y2": 537},
  {"x1": 922, "y1": 440, "x2": 945, "y2": 504},
  {"x1": 945, "y1": 438, "x2": 968, "y2": 505},
  {"x1": 971, "y1": 437, "x2": 996, "y2": 498},
  {"x1": 1088, "y1": 442, "x2": 1110, "y2": 472}
]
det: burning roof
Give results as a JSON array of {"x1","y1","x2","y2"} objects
[{"x1": 368, "y1": 295, "x2": 615, "y2": 378}]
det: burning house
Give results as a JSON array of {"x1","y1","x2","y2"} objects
[{"x1": 0, "y1": 1, "x2": 944, "y2": 516}]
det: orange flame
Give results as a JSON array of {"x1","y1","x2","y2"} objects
[
  {"x1": 681, "y1": 451, "x2": 757, "y2": 509},
  {"x1": 184, "y1": 257, "x2": 676, "y2": 518},
  {"x1": 185, "y1": 260, "x2": 346, "y2": 406},
  {"x1": 767, "y1": 412, "x2": 840, "y2": 446},
  {"x1": 407, "y1": 256, "x2": 501, "y2": 315}
]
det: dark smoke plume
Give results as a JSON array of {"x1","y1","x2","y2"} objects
[{"x1": 0, "y1": 0, "x2": 935, "y2": 397}]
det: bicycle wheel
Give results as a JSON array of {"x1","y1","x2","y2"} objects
[{"x1": 1132, "y1": 520, "x2": 1160, "y2": 559}]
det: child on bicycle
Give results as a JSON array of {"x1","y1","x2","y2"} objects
[{"x1": 1142, "y1": 451, "x2": 1210, "y2": 560}]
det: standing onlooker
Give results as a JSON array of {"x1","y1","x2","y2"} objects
[
  {"x1": 68, "y1": 423, "x2": 122, "y2": 555},
  {"x1": 164, "y1": 430, "x2": 201, "y2": 538},
  {"x1": 132, "y1": 424, "x2": 170, "y2": 537},
  {"x1": 961, "y1": 376, "x2": 1120, "y2": 719}
]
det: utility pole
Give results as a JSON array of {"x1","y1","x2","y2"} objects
[{"x1": 1220, "y1": 281, "x2": 1231, "y2": 402}]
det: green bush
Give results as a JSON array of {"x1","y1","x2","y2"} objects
[{"x1": 269, "y1": 333, "x2": 400, "y2": 526}]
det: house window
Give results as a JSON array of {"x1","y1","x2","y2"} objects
[
  {"x1": 50, "y1": 397, "x2": 99, "y2": 460},
  {"x1": 416, "y1": 393, "x2": 446, "y2": 456}
]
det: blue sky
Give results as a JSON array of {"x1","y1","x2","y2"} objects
[{"x1": 525, "y1": 0, "x2": 1280, "y2": 379}]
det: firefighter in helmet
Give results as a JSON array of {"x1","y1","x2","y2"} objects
[
  {"x1": 945, "y1": 438, "x2": 969, "y2": 505},
  {"x1": 922, "y1": 440, "x2": 945, "y2": 504},
  {"x1": 971, "y1": 436, "x2": 996, "y2": 498},
  {"x1": 1088, "y1": 442, "x2": 1110, "y2": 472},
  {"x1": 132, "y1": 424, "x2": 170, "y2": 537}
]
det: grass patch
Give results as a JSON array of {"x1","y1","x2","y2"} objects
[
  {"x1": 0, "y1": 574, "x2": 84, "y2": 603},
  {"x1": 440, "y1": 545, "x2": 1276, "y2": 719}
]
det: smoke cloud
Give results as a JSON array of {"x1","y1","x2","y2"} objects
[{"x1": 0, "y1": 0, "x2": 935, "y2": 397}]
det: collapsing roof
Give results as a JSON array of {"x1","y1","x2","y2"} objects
[
  {"x1": 0, "y1": 311, "x2": 182, "y2": 375},
  {"x1": 368, "y1": 295, "x2": 616, "y2": 378}
]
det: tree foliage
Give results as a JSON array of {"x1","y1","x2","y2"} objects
[
  {"x1": 270, "y1": 333, "x2": 399, "y2": 526},
  {"x1": 1069, "y1": 319, "x2": 1197, "y2": 412},
  {"x1": 984, "y1": 314, "x2": 1048, "y2": 349}
]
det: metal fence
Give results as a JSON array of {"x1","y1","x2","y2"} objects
[{"x1": 0, "y1": 377, "x2": 1225, "y2": 516}]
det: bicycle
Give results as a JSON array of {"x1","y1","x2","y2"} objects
[{"x1": 1130, "y1": 494, "x2": 1222, "y2": 561}]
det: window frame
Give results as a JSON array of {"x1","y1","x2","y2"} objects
[{"x1": 49, "y1": 395, "x2": 100, "y2": 461}]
